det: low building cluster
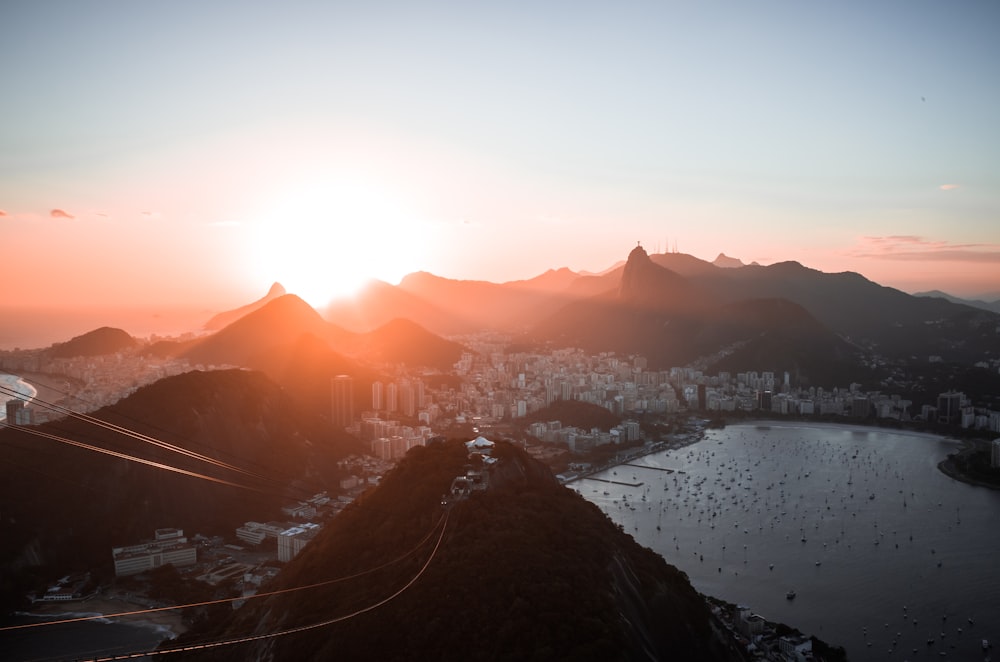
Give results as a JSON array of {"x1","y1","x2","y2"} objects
[
  {"x1": 111, "y1": 528, "x2": 198, "y2": 577},
  {"x1": 0, "y1": 348, "x2": 196, "y2": 422},
  {"x1": 711, "y1": 600, "x2": 815, "y2": 661}
]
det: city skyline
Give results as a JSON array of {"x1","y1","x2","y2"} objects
[{"x1": 2, "y1": 1, "x2": 999, "y2": 310}]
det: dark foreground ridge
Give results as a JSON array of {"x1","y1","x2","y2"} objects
[{"x1": 171, "y1": 440, "x2": 738, "y2": 661}]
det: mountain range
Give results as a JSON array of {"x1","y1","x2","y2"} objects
[
  {"x1": 914, "y1": 290, "x2": 1000, "y2": 315},
  {"x1": 29, "y1": 245, "x2": 999, "y2": 408},
  {"x1": 315, "y1": 246, "x2": 996, "y2": 389}
]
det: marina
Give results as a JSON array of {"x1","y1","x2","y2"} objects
[{"x1": 577, "y1": 423, "x2": 1000, "y2": 661}]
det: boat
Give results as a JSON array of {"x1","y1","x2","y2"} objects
[{"x1": 786, "y1": 590, "x2": 796, "y2": 600}]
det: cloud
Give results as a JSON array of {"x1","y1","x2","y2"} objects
[
  {"x1": 50, "y1": 209, "x2": 74, "y2": 219},
  {"x1": 939, "y1": 184, "x2": 960, "y2": 191},
  {"x1": 848, "y1": 236, "x2": 1000, "y2": 263},
  {"x1": 0, "y1": 210, "x2": 8, "y2": 217}
]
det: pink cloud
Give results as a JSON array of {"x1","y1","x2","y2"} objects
[
  {"x1": 848, "y1": 236, "x2": 1000, "y2": 263},
  {"x1": 0, "y1": 209, "x2": 8, "y2": 217},
  {"x1": 939, "y1": 184, "x2": 960, "y2": 191},
  {"x1": 50, "y1": 208, "x2": 75, "y2": 219}
]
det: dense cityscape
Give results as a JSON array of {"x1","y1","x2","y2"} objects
[{"x1": 2, "y1": 322, "x2": 999, "y2": 661}]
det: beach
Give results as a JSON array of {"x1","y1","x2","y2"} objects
[
  {"x1": 29, "y1": 594, "x2": 188, "y2": 638},
  {"x1": 2, "y1": 594, "x2": 188, "y2": 660},
  {"x1": 0, "y1": 373, "x2": 38, "y2": 422},
  {"x1": 20, "y1": 371, "x2": 80, "y2": 406}
]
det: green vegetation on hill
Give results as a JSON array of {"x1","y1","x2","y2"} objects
[
  {"x1": 521, "y1": 399, "x2": 623, "y2": 431},
  {"x1": 174, "y1": 440, "x2": 733, "y2": 661}
]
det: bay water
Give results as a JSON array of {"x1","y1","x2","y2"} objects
[{"x1": 577, "y1": 423, "x2": 1000, "y2": 661}]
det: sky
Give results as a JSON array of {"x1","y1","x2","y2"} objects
[{"x1": 2, "y1": 0, "x2": 999, "y2": 312}]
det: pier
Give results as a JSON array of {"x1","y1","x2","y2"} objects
[
  {"x1": 623, "y1": 463, "x2": 678, "y2": 474},
  {"x1": 587, "y1": 477, "x2": 644, "y2": 488}
]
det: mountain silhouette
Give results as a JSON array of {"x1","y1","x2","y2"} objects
[
  {"x1": 323, "y1": 279, "x2": 468, "y2": 335},
  {"x1": 356, "y1": 318, "x2": 465, "y2": 370},
  {"x1": 712, "y1": 252, "x2": 745, "y2": 268},
  {"x1": 913, "y1": 290, "x2": 1000, "y2": 314},
  {"x1": 397, "y1": 270, "x2": 585, "y2": 332},
  {"x1": 203, "y1": 282, "x2": 286, "y2": 331},
  {"x1": 618, "y1": 244, "x2": 713, "y2": 312},
  {"x1": 531, "y1": 246, "x2": 858, "y2": 380},
  {"x1": 183, "y1": 294, "x2": 355, "y2": 368},
  {"x1": 170, "y1": 293, "x2": 466, "y2": 419},
  {"x1": 686, "y1": 261, "x2": 1000, "y2": 361},
  {"x1": 47, "y1": 326, "x2": 136, "y2": 358}
]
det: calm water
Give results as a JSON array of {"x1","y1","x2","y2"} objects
[
  {"x1": 0, "y1": 611, "x2": 171, "y2": 661},
  {"x1": 577, "y1": 423, "x2": 1000, "y2": 662}
]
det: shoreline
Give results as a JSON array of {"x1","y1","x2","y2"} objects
[
  {"x1": 0, "y1": 373, "x2": 38, "y2": 419},
  {"x1": 19, "y1": 371, "x2": 81, "y2": 404},
  {"x1": 936, "y1": 438, "x2": 1000, "y2": 491},
  {"x1": 27, "y1": 594, "x2": 187, "y2": 640},
  {"x1": 580, "y1": 417, "x2": 988, "y2": 495},
  {"x1": 717, "y1": 419, "x2": 999, "y2": 490},
  {"x1": 715, "y1": 418, "x2": 957, "y2": 442}
]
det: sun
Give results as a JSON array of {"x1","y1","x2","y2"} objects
[{"x1": 247, "y1": 172, "x2": 428, "y2": 307}]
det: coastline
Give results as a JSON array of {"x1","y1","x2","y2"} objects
[
  {"x1": 936, "y1": 438, "x2": 1000, "y2": 491},
  {"x1": 0, "y1": 373, "x2": 38, "y2": 416},
  {"x1": 19, "y1": 371, "x2": 77, "y2": 403},
  {"x1": 717, "y1": 418, "x2": 955, "y2": 442},
  {"x1": 718, "y1": 419, "x2": 1000, "y2": 490},
  {"x1": 27, "y1": 595, "x2": 187, "y2": 639}
]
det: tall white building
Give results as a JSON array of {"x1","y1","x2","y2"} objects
[{"x1": 277, "y1": 523, "x2": 321, "y2": 562}]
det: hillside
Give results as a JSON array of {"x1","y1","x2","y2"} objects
[
  {"x1": 354, "y1": 317, "x2": 465, "y2": 370},
  {"x1": 172, "y1": 440, "x2": 735, "y2": 662},
  {"x1": 322, "y1": 279, "x2": 469, "y2": 335},
  {"x1": 397, "y1": 271, "x2": 584, "y2": 332},
  {"x1": 685, "y1": 261, "x2": 1000, "y2": 361},
  {"x1": 522, "y1": 399, "x2": 623, "y2": 432},
  {"x1": 0, "y1": 369, "x2": 361, "y2": 609},
  {"x1": 204, "y1": 282, "x2": 287, "y2": 331},
  {"x1": 182, "y1": 294, "x2": 355, "y2": 368},
  {"x1": 47, "y1": 326, "x2": 136, "y2": 357},
  {"x1": 530, "y1": 246, "x2": 860, "y2": 383}
]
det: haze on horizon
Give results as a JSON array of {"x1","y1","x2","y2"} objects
[{"x1": 1, "y1": 1, "x2": 998, "y2": 311}]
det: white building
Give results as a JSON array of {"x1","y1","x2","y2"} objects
[
  {"x1": 112, "y1": 529, "x2": 197, "y2": 577},
  {"x1": 236, "y1": 521, "x2": 286, "y2": 546},
  {"x1": 277, "y1": 523, "x2": 321, "y2": 562},
  {"x1": 778, "y1": 634, "x2": 813, "y2": 661}
]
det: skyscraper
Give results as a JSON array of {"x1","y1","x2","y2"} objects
[
  {"x1": 386, "y1": 382, "x2": 398, "y2": 413},
  {"x1": 936, "y1": 391, "x2": 963, "y2": 425},
  {"x1": 331, "y1": 375, "x2": 354, "y2": 428},
  {"x1": 372, "y1": 381, "x2": 384, "y2": 410}
]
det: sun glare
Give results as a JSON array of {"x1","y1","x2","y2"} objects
[{"x1": 247, "y1": 173, "x2": 428, "y2": 307}]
